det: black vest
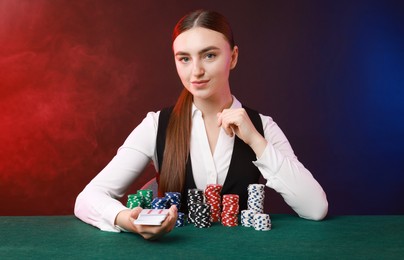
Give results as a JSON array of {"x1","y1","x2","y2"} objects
[{"x1": 156, "y1": 106, "x2": 264, "y2": 212}]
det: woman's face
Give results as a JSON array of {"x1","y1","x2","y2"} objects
[{"x1": 173, "y1": 27, "x2": 238, "y2": 101}]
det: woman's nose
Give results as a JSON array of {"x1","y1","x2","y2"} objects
[{"x1": 192, "y1": 61, "x2": 205, "y2": 77}]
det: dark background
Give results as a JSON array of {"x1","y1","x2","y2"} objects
[{"x1": 1, "y1": 0, "x2": 403, "y2": 216}]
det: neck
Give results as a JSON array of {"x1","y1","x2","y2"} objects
[{"x1": 194, "y1": 92, "x2": 233, "y2": 117}]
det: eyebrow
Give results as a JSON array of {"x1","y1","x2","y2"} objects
[{"x1": 175, "y1": 46, "x2": 220, "y2": 56}]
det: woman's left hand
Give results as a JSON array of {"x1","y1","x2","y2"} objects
[{"x1": 217, "y1": 108, "x2": 267, "y2": 157}]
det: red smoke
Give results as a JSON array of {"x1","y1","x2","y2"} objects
[{"x1": 0, "y1": 1, "x2": 143, "y2": 214}]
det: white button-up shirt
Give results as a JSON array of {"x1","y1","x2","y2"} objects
[
  {"x1": 75, "y1": 97, "x2": 328, "y2": 232},
  {"x1": 191, "y1": 103, "x2": 234, "y2": 188}
]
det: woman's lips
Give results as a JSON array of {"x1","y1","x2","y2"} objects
[{"x1": 191, "y1": 80, "x2": 209, "y2": 88}]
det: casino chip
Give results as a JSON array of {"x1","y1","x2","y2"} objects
[
  {"x1": 127, "y1": 189, "x2": 187, "y2": 227},
  {"x1": 176, "y1": 212, "x2": 185, "y2": 227},
  {"x1": 253, "y1": 213, "x2": 272, "y2": 231},
  {"x1": 192, "y1": 203, "x2": 212, "y2": 228},
  {"x1": 204, "y1": 184, "x2": 222, "y2": 222},
  {"x1": 126, "y1": 194, "x2": 143, "y2": 209},
  {"x1": 137, "y1": 189, "x2": 153, "y2": 208},
  {"x1": 165, "y1": 192, "x2": 181, "y2": 209},
  {"x1": 242, "y1": 184, "x2": 272, "y2": 231},
  {"x1": 126, "y1": 189, "x2": 154, "y2": 209},
  {"x1": 241, "y1": 209, "x2": 256, "y2": 227},
  {"x1": 186, "y1": 189, "x2": 212, "y2": 228},
  {"x1": 151, "y1": 196, "x2": 169, "y2": 209},
  {"x1": 187, "y1": 189, "x2": 205, "y2": 224},
  {"x1": 221, "y1": 194, "x2": 239, "y2": 227},
  {"x1": 247, "y1": 184, "x2": 265, "y2": 213}
]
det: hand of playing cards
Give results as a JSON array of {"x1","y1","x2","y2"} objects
[{"x1": 133, "y1": 209, "x2": 170, "y2": 226}]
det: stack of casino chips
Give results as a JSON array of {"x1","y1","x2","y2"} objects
[
  {"x1": 151, "y1": 191, "x2": 182, "y2": 210},
  {"x1": 187, "y1": 189, "x2": 205, "y2": 224},
  {"x1": 241, "y1": 184, "x2": 272, "y2": 231},
  {"x1": 126, "y1": 194, "x2": 143, "y2": 209},
  {"x1": 221, "y1": 194, "x2": 239, "y2": 227},
  {"x1": 137, "y1": 189, "x2": 153, "y2": 208},
  {"x1": 241, "y1": 210, "x2": 272, "y2": 231},
  {"x1": 190, "y1": 203, "x2": 212, "y2": 228},
  {"x1": 247, "y1": 184, "x2": 265, "y2": 213},
  {"x1": 176, "y1": 212, "x2": 185, "y2": 227},
  {"x1": 240, "y1": 209, "x2": 256, "y2": 227},
  {"x1": 187, "y1": 189, "x2": 212, "y2": 228},
  {"x1": 126, "y1": 189, "x2": 153, "y2": 209},
  {"x1": 204, "y1": 184, "x2": 222, "y2": 222},
  {"x1": 127, "y1": 189, "x2": 186, "y2": 227},
  {"x1": 253, "y1": 213, "x2": 272, "y2": 231},
  {"x1": 158, "y1": 192, "x2": 185, "y2": 227},
  {"x1": 151, "y1": 196, "x2": 169, "y2": 209},
  {"x1": 165, "y1": 192, "x2": 181, "y2": 209}
]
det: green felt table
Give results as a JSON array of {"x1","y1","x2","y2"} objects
[{"x1": 0, "y1": 214, "x2": 403, "y2": 259}]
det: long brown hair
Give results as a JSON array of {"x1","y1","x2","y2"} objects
[{"x1": 158, "y1": 10, "x2": 235, "y2": 194}]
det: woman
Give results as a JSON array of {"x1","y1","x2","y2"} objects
[{"x1": 75, "y1": 9, "x2": 328, "y2": 240}]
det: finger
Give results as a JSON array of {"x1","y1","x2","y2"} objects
[
  {"x1": 223, "y1": 122, "x2": 235, "y2": 137},
  {"x1": 217, "y1": 112, "x2": 223, "y2": 127},
  {"x1": 167, "y1": 205, "x2": 178, "y2": 231},
  {"x1": 161, "y1": 216, "x2": 173, "y2": 233},
  {"x1": 130, "y1": 207, "x2": 143, "y2": 219},
  {"x1": 219, "y1": 116, "x2": 235, "y2": 136},
  {"x1": 170, "y1": 204, "x2": 178, "y2": 212},
  {"x1": 129, "y1": 207, "x2": 144, "y2": 230},
  {"x1": 218, "y1": 110, "x2": 239, "y2": 136},
  {"x1": 160, "y1": 208, "x2": 177, "y2": 232},
  {"x1": 139, "y1": 222, "x2": 169, "y2": 240},
  {"x1": 137, "y1": 207, "x2": 179, "y2": 240}
]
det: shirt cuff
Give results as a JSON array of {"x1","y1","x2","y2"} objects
[
  {"x1": 114, "y1": 225, "x2": 129, "y2": 232},
  {"x1": 100, "y1": 203, "x2": 128, "y2": 232}
]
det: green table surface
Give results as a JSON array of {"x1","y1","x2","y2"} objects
[{"x1": 1, "y1": 214, "x2": 403, "y2": 259}]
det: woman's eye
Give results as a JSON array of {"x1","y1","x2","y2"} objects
[
  {"x1": 179, "y1": 57, "x2": 190, "y2": 63},
  {"x1": 205, "y1": 53, "x2": 216, "y2": 59}
]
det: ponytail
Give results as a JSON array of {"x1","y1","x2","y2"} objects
[{"x1": 158, "y1": 89, "x2": 193, "y2": 194}]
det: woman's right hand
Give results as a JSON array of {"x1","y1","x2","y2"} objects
[{"x1": 115, "y1": 205, "x2": 178, "y2": 240}]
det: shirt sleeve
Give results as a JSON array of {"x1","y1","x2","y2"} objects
[
  {"x1": 253, "y1": 115, "x2": 328, "y2": 220},
  {"x1": 74, "y1": 111, "x2": 160, "y2": 231}
]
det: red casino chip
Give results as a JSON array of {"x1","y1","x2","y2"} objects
[
  {"x1": 205, "y1": 184, "x2": 223, "y2": 222},
  {"x1": 221, "y1": 194, "x2": 239, "y2": 227}
]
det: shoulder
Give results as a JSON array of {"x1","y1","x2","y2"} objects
[
  {"x1": 141, "y1": 105, "x2": 174, "y2": 126},
  {"x1": 158, "y1": 106, "x2": 174, "y2": 120}
]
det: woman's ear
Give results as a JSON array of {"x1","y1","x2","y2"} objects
[{"x1": 230, "y1": 46, "x2": 239, "y2": 70}]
